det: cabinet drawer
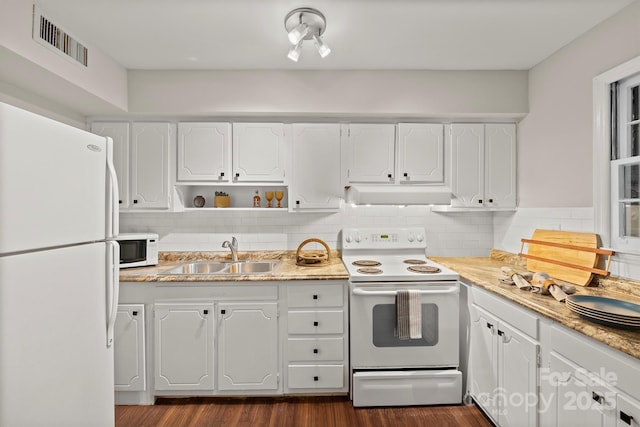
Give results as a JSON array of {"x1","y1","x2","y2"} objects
[
  {"x1": 287, "y1": 338, "x2": 344, "y2": 362},
  {"x1": 471, "y1": 285, "x2": 538, "y2": 339},
  {"x1": 287, "y1": 285, "x2": 344, "y2": 308},
  {"x1": 288, "y1": 310, "x2": 344, "y2": 334},
  {"x1": 287, "y1": 365, "x2": 344, "y2": 389}
]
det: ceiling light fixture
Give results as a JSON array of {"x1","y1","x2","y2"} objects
[{"x1": 284, "y1": 7, "x2": 331, "y2": 62}]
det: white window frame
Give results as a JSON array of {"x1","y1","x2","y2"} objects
[{"x1": 594, "y1": 55, "x2": 640, "y2": 264}]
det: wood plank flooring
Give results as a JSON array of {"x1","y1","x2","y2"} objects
[{"x1": 116, "y1": 396, "x2": 494, "y2": 427}]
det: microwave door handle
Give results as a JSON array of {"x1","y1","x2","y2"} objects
[
  {"x1": 106, "y1": 136, "x2": 119, "y2": 238},
  {"x1": 352, "y1": 288, "x2": 459, "y2": 296},
  {"x1": 106, "y1": 240, "x2": 120, "y2": 348}
]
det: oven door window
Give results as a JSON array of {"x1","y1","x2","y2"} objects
[
  {"x1": 372, "y1": 304, "x2": 438, "y2": 347},
  {"x1": 119, "y1": 240, "x2": 146, "y2": 263}
]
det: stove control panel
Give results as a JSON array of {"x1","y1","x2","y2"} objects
[{"x1": 342, "y1": 227, "x2": 426, "y2": 250}]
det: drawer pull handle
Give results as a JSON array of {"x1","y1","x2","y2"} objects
[
  {"x1": 132, "y1": 311, "x2": 138, "y2": 316},
  {"x1": 313, "y1": 376, "x2": 319, "y2": 381},
  {"x1": 592, "y1": 392, "x2": 603, "y2": 404},
  {"x1": 220, "y1": 309, "x2": 226, "y2": 315},
  {"x1": 313, "y1": 321, "x2": 319, "y2": 327},
  {"x1": 313, "y1": 348, "x2": 319, "y2": 354},
  {"x1": 486, "y1": 322, "x2": 493, "y2": 329},
  {"x1": 620, "y1": 411, "x2": 633, "y2": 425},
  {"x1": 203, "y1": 309, "x2": 208, "y2": 315},
  {"x1": 313, "y1": 294, "x2": 318, "y2": 300},
  {"x1": 497, "y1": 330, "x2": 504, "y2": 337}
]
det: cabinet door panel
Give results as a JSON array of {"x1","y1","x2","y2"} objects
[
  {"x1": 218, "y1": 303, "x2": 279, "y2": 391},
  {"x1": 233, "y1": 123, "x2": 285, "y2": 182},
  {"x1": 485, "y1": 124, "x2": 516, "y2": 207},
  {"x1": 154, "y1": 303, "x2": 214, "y2": 391},
  {"x1": 468, "y1": 304, "x2": 499, "y2": 421},
  {"x1": 451, "y1": 124, "x2": 484, "y2": 207},
  {"x1": 131, "y1": 123, "x2": 170, "y2": 208},
  {"x1": 114, "y1": 304, "x2": 145, "y2": 391},
  {"x1": 498, "y1": 321, "x2": 539, "y2": 427},
  {"x1": 398, "y1": 123, "x2": 444, "y2": 183},
  {"x1": 347, "y1": 124, "x2": 396, "y2": 183},
  {"x1": 290, "y1": 124, "x2": 343, "y2": 209},
  {"x1": 177, "y1": 122, "x2": 230, "y2": 181},
  {"x1": 549, "y1": 352, "x2": 617, "y2": 427},
  {"x1": 90, "y1": 122, "x2": 130, "y2": 209}
]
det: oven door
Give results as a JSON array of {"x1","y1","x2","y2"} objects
[{"x1": 350, "y1": 281, "x2": 460, "y2": 369}]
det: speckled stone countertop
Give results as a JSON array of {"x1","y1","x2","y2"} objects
[
  {"x1": 431, "y1": 250, "x2": 640, "y2": 361},
  {"x1": 119, "y1": 250, "x2": 349, "y2": 282}
]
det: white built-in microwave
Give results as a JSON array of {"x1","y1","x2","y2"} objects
[{"x1": 116, "y1": 233, "x2": 158, "y2": 268}]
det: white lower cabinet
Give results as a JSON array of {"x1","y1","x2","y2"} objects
[
  {"x1": 548, "y1": 351, "x2": 617, "y2": 427},
  {"x1": 467, "y1": 287, "x2": 539, "y2": 427},
  {"x1": 285, "y1": 282, "x2": 349, "y2": 393},
  {"x1": 617, "y1": 394, "x2": 640, "y2": 427},
  {"x1": 114, "y1": 304, "x2": 146, "y2": 391},
  {"x1": 154, "y1": 303, "x2": 215, "y2": 391},
  {"x1": 217, "y1": 302, "x2": 279, "y2": 391}
]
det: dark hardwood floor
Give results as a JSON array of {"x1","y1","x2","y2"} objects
[{"x1": 115, "y1": 396, "x2": 494, "y2": 427}]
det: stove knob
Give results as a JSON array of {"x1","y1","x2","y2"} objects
[
  {"x1": 417, "y1": 234, "x2": 424, "y2": 242},
  {"x1": 408, "y1": 234, "x2": 415, "y2": 242},
  {"x1": 355, "y1": 234, "x2": 362, "y2": 243},
  {"x1": 345, "y1": 234, "x2": 353, "y2": 243}
]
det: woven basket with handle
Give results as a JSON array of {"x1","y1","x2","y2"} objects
[{"x1": 295, "y1": 238, "x2": 330, "y2": 267}]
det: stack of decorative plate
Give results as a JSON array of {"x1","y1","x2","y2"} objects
[{"x1": 566, "y1": 295, "x2": 640, "y2": 330}]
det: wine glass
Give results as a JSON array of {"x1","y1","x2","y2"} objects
[
  {"x1": 265, "y1": 191, "x2": 274, "y2": 208},
  {"x1": 275, "y1": 190, "x2": 284, "y2": 208}
]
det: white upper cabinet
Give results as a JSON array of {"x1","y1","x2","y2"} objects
[
  {"x1": 485, "y1": 124, "x2": 517, "y2": 208},
  {"x1": 90, "y1": 122, "x2": 130, "y2": 209},
  {"x1": 232, "y1": 123, "x2": 286, "y2": 182},
  {"x1": 177, "y1": 122, "x2": 231, "y2": 182},
  {"x1": 91, "y1": 121, "x2": 171, "y2": 210},
  {"x1": 451, "y1": 123, "x2": 516, "y2": 208},
  {"x1": 290, "y1": 123, "x2": 343, "y2": 210},
  {"x1": 397, "y1": 123, "x2": 444, "y2": 183},
  {"x1": 346, "y1": 124, "x2": 396, "y2": 183},
  {"x1": 130, "y1": 123, "x2": 172, "y2": 209}
]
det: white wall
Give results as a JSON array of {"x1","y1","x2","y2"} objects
[
  {"x1": 127, "y1": 70, "x2": 528, "y2": 118},
  {"x1": 517, "y1": 0, "x2": 640, "y2": 208},
  {"x1": 0, "y1": 0, "x2": 128, "y2": 117}
]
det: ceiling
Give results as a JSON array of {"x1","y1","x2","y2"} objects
[{"x1": 33, "y1": 0, "x2": 636, "y2": 71}]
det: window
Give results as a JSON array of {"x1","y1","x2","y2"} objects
[
  {"x1": 611, "y1": 73, "x2": 640, "y2": 253},
  {"x1": 593, "y1": 56, "x2": 640, "y2": 263}
]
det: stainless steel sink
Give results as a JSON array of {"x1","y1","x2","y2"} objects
[{"x1": 161, "y1": 261, "x2": 276, "y2": 275}]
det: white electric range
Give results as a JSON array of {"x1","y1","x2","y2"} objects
[{"x1": 341, "y1": 227, "x2": 463, "y2": 407}]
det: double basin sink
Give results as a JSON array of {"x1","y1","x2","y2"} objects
[{"x1": 161, "y1": 260, "x2": 277, "y2": 276}]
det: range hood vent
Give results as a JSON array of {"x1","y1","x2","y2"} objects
[
  {"x1": 32, "y1": 6, "x2": 88, "y2": 67},
  {"x1": 346, "y1": 185, "x2": 452, "y2": 206}
]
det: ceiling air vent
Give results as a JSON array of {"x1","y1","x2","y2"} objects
[{"x1": 32, "y1": 5, "x2": 88, "y2": 67}]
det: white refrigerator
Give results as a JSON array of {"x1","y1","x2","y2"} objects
[{"x1": 0, "y1": 102, "x2": 119, "y2": 426}]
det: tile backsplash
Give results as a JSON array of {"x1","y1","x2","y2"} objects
[{"x1": 120, "y1": 204, "x2": 494, "y2": 256}]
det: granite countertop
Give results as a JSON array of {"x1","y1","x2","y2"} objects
[
  {"x1": 431, "y1": 250, "x2": 640, "y2": 361},
  {"x1": 119, "y1": 250, "x2": 349, "y2": 283}
]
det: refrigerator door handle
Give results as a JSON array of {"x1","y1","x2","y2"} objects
[
  {"x1": 105, "y1": 136, "x2": 119, "y2": 239},
  {"x1": 106, "y1": 240, "x2": 120, "y2": 348}
]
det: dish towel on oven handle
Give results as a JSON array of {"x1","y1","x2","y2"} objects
[{"x1": 396, "y1": 289, "x2": 422, "y2": 340}]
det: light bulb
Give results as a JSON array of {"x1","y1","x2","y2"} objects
[
  {"x1": 287, "y1": 41, "x2": 303, "y2": 62},
  {"x1": 288, "y1": 23, "x2": 309, "y2": 45},
  {"x1": 313, "y1": 34, "x2": 331, "y2": 58}
]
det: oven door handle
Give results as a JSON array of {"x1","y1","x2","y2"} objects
[{"x1": 352, "y1": 288, "x2": 459, "y2": 296}]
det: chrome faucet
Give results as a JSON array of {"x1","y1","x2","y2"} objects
[{"x1": 222, "y1": 237, "x2": 238, "y2": 261}]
